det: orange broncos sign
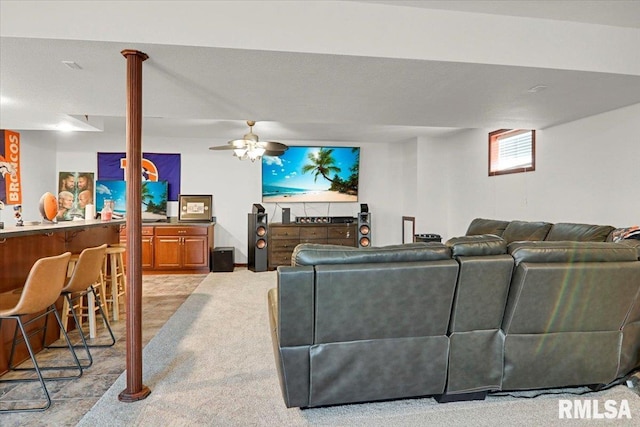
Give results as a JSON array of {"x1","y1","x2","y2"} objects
[{"x1": 0, "y1": 130, "x2": 22, "y2": 206}]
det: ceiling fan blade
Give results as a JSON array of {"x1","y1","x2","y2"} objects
[
  {"x1": 209, "y1": 145, "x2": 237, "y2": 151},
  {"x1": 262, "y1": 141, "x2": 288, "y2": 151},
  {"x1": 264, "y1": 149, "x2": 287, "y2": 156}
]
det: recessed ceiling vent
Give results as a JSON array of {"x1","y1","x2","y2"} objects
[{"x1": 62, "y1": 61, "x2": 82, "y2": 70}]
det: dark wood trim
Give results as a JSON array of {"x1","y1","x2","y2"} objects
[
  {"x1": 402, "y1": 216, "x2": 415, "y2": 243},
  {"x1": 488, "y1": 129, "x2": 536, "y2": 176},
  {"x1": 118, "y1": 49, "x2": 151, "y2": 403}
]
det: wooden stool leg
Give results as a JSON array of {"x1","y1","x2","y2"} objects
[
  {"x1": 117, "y1": 251, "x2": 127, "y2": 315},
  {"x1": 87, "y1": 290, "x2": 97, "y2": 338},
  {"x1": 60, "y1": 255, "x2": 79, "y2": 340},
  {"x1": 110, "y1": 253, "x2": 120, "y2": 321}
]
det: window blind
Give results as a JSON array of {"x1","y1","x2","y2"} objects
[{"x1": 489, "y1": 129, "x2": 534, "y2": 174}]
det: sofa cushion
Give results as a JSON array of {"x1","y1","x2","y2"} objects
[
  {"x1": 291, "y1": 243, "x2": 451, "y2": 266},
  {"x1": 508, "y1": 241, "x2": 639, "y2": 265},
  {"x1": 446, "y1": 234, "x2": 507, "y2": 257},
  {"x1": 545, "y1": 222, "x2": 614, "y2": 242},
  {"x1": 502, "y1": 220, "x2": 552, "y2": 243},
  {"x1": 466, "y1": 218, "x2": 510, "y2": 237}
]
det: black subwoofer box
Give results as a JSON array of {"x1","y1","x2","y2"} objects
[{"x1": 211, "y1": 247, "x2": 235, "y2": 272}]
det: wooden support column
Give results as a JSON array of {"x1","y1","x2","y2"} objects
[{"x1": 119, "y1": 49, "x2": 151, "y2": 402}]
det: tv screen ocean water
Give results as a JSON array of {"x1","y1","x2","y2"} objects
[{"x1": 262, "y1": 146, "x2": 359, "y2": 203}]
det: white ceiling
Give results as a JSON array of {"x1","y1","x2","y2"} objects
[
  {"x1": 355, "y1": 1, "x2": 640, "y2": 28},
  {"x1": 1, "y1": 1, "x2": 639, "y2": 144}
]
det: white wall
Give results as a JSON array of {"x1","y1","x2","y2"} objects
[
  {"x1": 37, "y1": 130, "x2": 406, "y2": 263},
  {"x1": 12, "y1": 102, "x2": 638, "y2": 258},
  {"x1": 415, "y1": 136, "x2": 452, "y2": 240},
  {"x1": 432, "y1": 103, "x2": 640, "y2": 238}
]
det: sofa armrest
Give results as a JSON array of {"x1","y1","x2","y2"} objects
[
  {"x1": 618, "y1": 239, "x2": 640, "y2": 260},
  {"x1": 446, "y1": 234, "x2": 507, "y2": 257}
]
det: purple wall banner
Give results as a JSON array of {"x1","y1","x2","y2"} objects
[{"x1": 97, "y1": 152, "x2": 181, "y2": 201}]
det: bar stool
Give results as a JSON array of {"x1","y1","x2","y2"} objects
[
  {"x1": 103, "y1": 245, "x2": 127, "y2": 321},
  {"x1": 67, "y1": 253, "x2": 80, "y2": 277},
  {"x1": 63, "y1": 254, "x2": 87, "y2": 331},
  {"x1": 52, "y1": 244, "x2": 116, "y2": 368},
  {"x1": 61, "y1": 250, "x2": 109, "y2": 339},
  {"x1": 0, "y1": 252, "x2": 83, "y2": 413}
]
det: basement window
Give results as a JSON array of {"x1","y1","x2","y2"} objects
[{"x1": 488, "y1": 129, "x2": 535, "y2": 176}]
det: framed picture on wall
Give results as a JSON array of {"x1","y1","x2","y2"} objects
[
  {"x1": 58, "y1": 171, "x2": 95, "y2": 220},
  {"x1": 178, "y1": 194, "x2": 212, "y2": 222}
]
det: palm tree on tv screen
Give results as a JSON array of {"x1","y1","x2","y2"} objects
[
  {"x1": 301, "y1": 148, "x2": 341, "y2": 185},
  {"x1": 301, "y1": 147, "x2": 358, "y2": 195}
]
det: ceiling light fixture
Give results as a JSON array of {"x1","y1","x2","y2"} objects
[
  {"x1": 56, "y1": 122, "x2": 74, "y2": 132},
  {"x1": 209, "y1": 120, "x2": 288, "y2": 162}
]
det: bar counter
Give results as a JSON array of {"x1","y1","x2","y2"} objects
[
  {"x1": 0, "y1": 218, "x2": 124, "y2": 238},
  {"x1": 1, "y1": 219, "x2": 124, "y2": 374}
]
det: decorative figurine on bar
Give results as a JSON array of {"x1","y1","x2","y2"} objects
[
  {"x1": 39, "y1": 192, "x2": 58, "y2": 224},
  {"x1": 13, "y1": 204, "x2": 23, "y2": 226}
]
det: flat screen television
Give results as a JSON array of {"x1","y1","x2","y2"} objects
[
  {"x1": 95, "y1": 180, "x2": 168, "y2": 221},
  {"x1": 262, "y1": 146, "x2": 360, "y2": 203}
]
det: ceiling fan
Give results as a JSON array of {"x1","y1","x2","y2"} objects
[{"x1": 209, "y1": 120, "x2": 288, "y2": 162}]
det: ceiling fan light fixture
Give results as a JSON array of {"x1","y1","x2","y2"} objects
[
  {"x1": 230, "y1": 139, "x2": 248, "y2": 148},
  {"x1": 233, "y1": 147, "x2": 248, "y2": 159},
  {"x1": 209, "y1": 120, "x2": 288, "y2": 162},
  {"x1": 246, "y1": 149, "x2": 265, "y2": 162},
  {"x1": 243, "y1": 131, "x2": 259, "y2": 142}
]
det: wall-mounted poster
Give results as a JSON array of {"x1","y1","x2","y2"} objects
[
  {"x1": 57, "y1": 171, "x2": 94, "y2": 221},
  {"x1": 97, "y1": 152, "x2": 181, "y2": 201},
  {"x1": 0, "y1": 130, "x2": 22, "y2": 208}
]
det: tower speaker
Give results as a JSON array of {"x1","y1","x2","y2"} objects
[
  {"x1": 357, "y1": 211, "x2": 372, "y2": 248},
  {"x1": 252, "y1": 203, "x2": 265, "y2": 214},
  {"x1": 282, "y1": 207, "x2": 291, "y2": 224},
  {"x1": 248, "y1": 212, "x2": 268, "y2": 272}
]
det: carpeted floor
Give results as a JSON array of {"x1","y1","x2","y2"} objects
[{"x1": 77, "y1": 268, "x2": 640, "y2": 426}]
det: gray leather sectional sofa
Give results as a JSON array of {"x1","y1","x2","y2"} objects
[{"x1": 268, "y1": 219, "x2": 640, "y2": 408}]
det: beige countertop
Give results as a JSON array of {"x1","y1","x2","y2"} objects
[{"x1": 0, "y1": 218, "x2": 126, "y2": 238}]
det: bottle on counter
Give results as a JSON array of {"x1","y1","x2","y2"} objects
[{"x1": 101, "y1": 199, "x2": 113, "y2": 221}]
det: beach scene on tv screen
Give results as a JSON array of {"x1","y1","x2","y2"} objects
[
  {"x1": 96, "y1": 180, "x2": 168, "y2": 221},
  {"x1": 262, "y1": 146, "x2": 359, "y2": 203}
]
